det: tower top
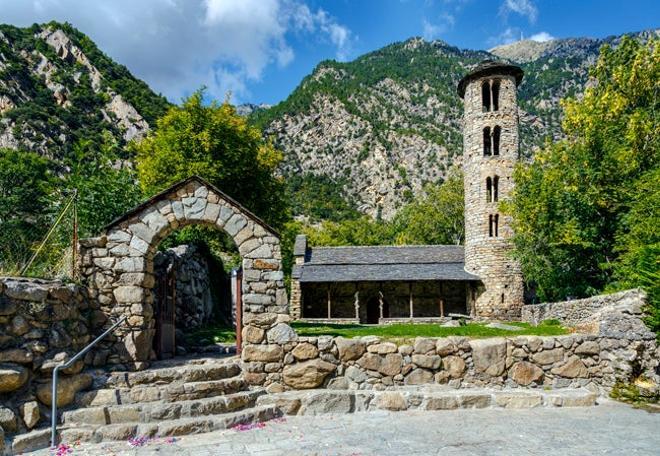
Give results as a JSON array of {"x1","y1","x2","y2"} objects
[{"x1": 457, "y1": 60, "x2": 524, "y2": 98}]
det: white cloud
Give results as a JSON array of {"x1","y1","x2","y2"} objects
[
  {"x1": 487, "y1": 27, "x2": 520, "y2": 47},
  {"x1": 422, "y1": 12, "x2": 455, "y2": 40},
  {"x1": 0, "y1": 0, "x2": 354, "y2": 102},
  {"x1": 530, "y1": 31, "x2": 555, "y2": 42},
  {"x1": 500, "y1": 0, "x2": 538, "y2": 23}
]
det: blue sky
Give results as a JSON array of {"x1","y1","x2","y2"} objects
[{"x1": 1, "y1": 0, "x2": 658, "y2": 105}]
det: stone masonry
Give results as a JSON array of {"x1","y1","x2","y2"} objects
[
  {"x1": 79, "y1": 176, "x2": 287, "y2": 366},
  {"x1": 460, "y1": 63, "x2": 525, "y2": 319}
]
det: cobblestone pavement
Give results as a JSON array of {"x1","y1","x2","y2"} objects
[{"x1": 37, "y1": 401, "x2": 660, "y2": 456}]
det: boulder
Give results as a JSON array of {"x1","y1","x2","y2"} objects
[
  {"x1": 442, "y1": 355, "x2": 466, "y2": 378},
  {"x1": 0, "y1": 364, "x2": 28, "y2": 393},
  {"x1": 242, "y1": 344, "x2": 283, "y2": 363},
  {"x1": 412, "y1": 354, "x2": 441, "y2": 370},
  {"x1": 282, "y1": 359, "x2": 336, "y2": 389},
  {"x1": 575, "y1": 341, "x2": 600, "y2": 355},
  {"x1": 404, "y1": 368, "x2": 434, "y2": 385},
  {"x1": 413, "y1": 337, "x2": 436, "y2": 354},
  {"x1": 242, "y1": 325, "x2": 265, "y2": 344},
  {"x1": 378, "y1": 353, "x2": 403, "y2": 376},
  {"x1": 335, "y1": 337, "x2": 366, "y2": 361},
  {"x1": 551, "y1": 356, "x2": 589, "y2": 378},
  {"x1": 509, "y1": 361, "x2": 544, "y2": 386},
  {"x1": 532, "y1": 348, "x2": 564, "y2": 365},
  {"x1": 0, "y1": 407, "x2": 17, "y2": 433},
  {"x1": 36, "y1": 373, "x2": 93, "y2": 407},
  {"x1": 470, "y1": 338, "x2": 507, "y2": 376},
  {"x1": 292, "y1": 343, "x2": 319, "y2": 361},
  {"x1": 266, "y1": 323, "x2": 298, "y2": 344}
]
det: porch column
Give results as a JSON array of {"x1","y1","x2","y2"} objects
[
  {"x1": 378, "y1": 289, "x2": 384, "y2": 321},
  {"x1": 354, "y1": 284, "x2": 360, "y2": 321},
  {"x1": 438, "y1": 282, "x2": 444, "y2": 317},
  {"x1": 409, "y1": 282, "x2": 414, "y2": 319},
  {"x1": 327, "y1": 285, "x2": 332, "y2": 319}
]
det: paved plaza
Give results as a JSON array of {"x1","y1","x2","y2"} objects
[{"x1": 30, "y1": 400, "x2": 660, "y2": 456}]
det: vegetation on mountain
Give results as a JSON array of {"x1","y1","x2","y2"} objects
[{"x1": 504, "y1": 37, "x2": 659, "y2": 331}]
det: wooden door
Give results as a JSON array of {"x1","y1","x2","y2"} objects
[{"x1": 155, "y1": 264, "x2": 176, "y2": 359}]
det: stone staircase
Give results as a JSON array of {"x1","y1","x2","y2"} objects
[{"x1": 56, "y1": 356, "x2": 280, "y2": 445}]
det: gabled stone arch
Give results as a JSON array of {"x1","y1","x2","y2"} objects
[{"x1": 79, "y1": 176, "x2": 287, "y2": 364}]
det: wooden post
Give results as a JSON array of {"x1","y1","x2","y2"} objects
[
  {"x1": 439, "y1": 282, "x2": 444, "y2": 317},
  {"x1": 354, "y1": 284, "x2": 360, "y2": 322},
  {"x1": 327, "y1": 285, "x2": 332, "y2": 319},
  {"x1": 409, "y1": 282, "x2": 413, "y2": 319}
]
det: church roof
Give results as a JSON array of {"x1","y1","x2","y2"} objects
[
  {"x1": 457, "y1": 60, "x2": 524, "y2": 98},
  {"x1": 292, "y1": 244, "x2": 479, "y2": 283}
]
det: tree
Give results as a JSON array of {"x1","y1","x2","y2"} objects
[
  {"x1": 133, "y1": 89, "x2": 288, "y2": 229},
  {"x1": 0, "y1": 148, "x2": 53, "y2": 272},
  {"x1": 393, "y1": 168, "x2": 464, "y2": 245},
  {"x1": 504, "y1": 37, "x2": 659, "y2": 313}
]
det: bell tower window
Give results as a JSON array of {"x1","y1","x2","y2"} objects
[
  {"x1": 486, "y1": 177, "x2": 492, "y2": 202},
  {"x1": 489, "y1": 214, "x2": 499, "y2": 237},
  {"x1": 482, "y1": 81, "x2": 491, "y2": 112},
  {"x1": 483, "y1": 127, "x2": 491, "y2": 156},
  {"x1": 493, "y1": 176, "x2": 499, "y2": 202},
  {"x1": 492, "y1": 80, "x2": 500, "y2": 111},
  {"x1": 493, "y1": 126, "x2": 501, "y2": 155}
]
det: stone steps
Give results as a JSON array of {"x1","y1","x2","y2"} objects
[
  {"x1": 58, "y1": 404, "x2": 282, "y2": 444},
  {"x1": 104, "y1": 360, "x2": 241, "y2": 387},
  {"x1": 63, "y1": 389, "x2": 265, "y2": 426},
  {"x1": 256, "y1": 387, "x2": 599, "y2": 415},
  {"x1": 76, "y1": 376, "x2": 247, "y2": 406}
]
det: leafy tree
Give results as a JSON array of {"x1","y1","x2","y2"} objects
[
  {"x1": 133, "y1": 90, "x2": 289, "y2": 229},
  {"x1": 504, "y1": 37, "x2": 659, "y2": 318},
  {"x1": 0, "y1": 148, "x2": 53, "y2": 272},
  {"x1": 393, "y1": 168, "x2": 464, "y2": 245},
  {"x1": 64, "y1": 134, "x2": 142, "y2": 237}
]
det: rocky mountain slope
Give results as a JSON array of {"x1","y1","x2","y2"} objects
[
  {"x1": 0, "y1": 22, "x2": 169, "y2": 161},
  {"x1": 254, "y1": 30, "x2": 658, "y2": 220}
]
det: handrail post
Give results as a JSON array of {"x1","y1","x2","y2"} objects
[{"x1": 50, "y1": 315, "x2": 127, "y2": 448}]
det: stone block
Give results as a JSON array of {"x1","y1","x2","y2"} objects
[
  {"x1": 335, "y1": 337, "x2": 366, "y2": 361},
  {"x1": 442, "y1": 355, "x2": 466, "y2": 378},
  {"x1": 267, "y1": 323, "x2": 298, "y2": 344},
  {"x1": 292, "y1": 343, "x2": 318, "y2": 361},
  {"x1": 242, "y1": 344, "x2": 284, "y2": 363},
  {"x1": 551, "y1": 356, "x2": 589, "y2": 378},
  {"x1": 532, "y1": 348, "x2": 564, "y2": 365},
  {"x1": 575, "y1": 341, "x2": 600, "y2": 355},
  {"x1": 21, "y1": 401, "x2": 40, "y2": 429},
  {"x1": 495, "y1": 392, "x2": 543, "y2": 409},
  {"x1": 379, "y1": 353, "x2": 403, "y2": 376},
  {"x1": 282, "y1": 359, "x2": 336, "y2": 389},
  {"x1": 36, "y1": 373, "x2": 93, "y2": 407},
  {"x1": 470, "y1": 338, "x2": 507, "y2": 376},
  {"x1": 414, "y1": 337, "x2": 436, "y2": 354},
  {"x1": 374, "y1": 392, "x2": 407, "y2": 411},
  {"x1": 242, "y1": 325, "x2": 265, "y2": 344},
  {"x1": 0, "y1": 363, "x2": 28, "y2": 393},
  {"x1": 412, "y1": 354, "x2": 441, "y2": 369},
  {"x1": 404, "y1": 368, "x2": 434, "y2": 385},
  {"x1": 509, "y1": 361, "x2": 544, "y2": 386},
  {"x1": 0, "y1": 348, "x2": 33, "y2": 364},
  {"x1": 436, "y1": 338, "x2": 457, "y2": 356},
  {"x1": 0, "y1": 407, "x2": 17, "y2": 432}
]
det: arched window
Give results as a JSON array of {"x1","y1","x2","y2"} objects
[
  {"x1": 493, "y1": 176, "x2": 499, "y2": 202},
  {"x1": 486, "y1": 177, "x2": 492, "y2": 202},
  {"x1": 483, "y1": 127, "x2": 491, "y2": 156},
  {"x1": 491, "y1": 80, "x2": 500, "y2": 111},
  {"x1": 493, "y1": 126, "x2": 501, "y2": 155},
  {"x1": 494, "y1": 214, "x2": 499, "y2": 237},
  {"x1": 488, "y1": 214, "x2": 493, "y2": 237},
  {"x1": 481, "y1": 81, "x2": 491, "y2": 112}
]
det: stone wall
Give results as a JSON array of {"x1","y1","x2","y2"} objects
[
  {"x1": 0, "y1": 278, "x2": 97, "y2": 436},
  {"x1": 154, "y1": 244, "x2": 220, "y2": 330},
  {"x1": 241, "y1": 290, "x2": 658, "y2": 394},
  {"x1": 521, "y1": 289, "x2": 644, "y2": 327}
]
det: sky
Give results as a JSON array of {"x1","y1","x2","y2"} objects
[{"x1": 1, "y1": 0, "x2": 658, "y2": 105}]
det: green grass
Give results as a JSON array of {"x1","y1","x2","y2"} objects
[
  {"x1": 290, "y1": 320, "x2": 568, "y2": 340},
  {"x1": 183, "y1": 324, "x2": 236, "y2": 346}
]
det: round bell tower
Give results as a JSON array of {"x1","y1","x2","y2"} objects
[{"x1": 458, "y1": 61, "x2": 525, "y2": 319}]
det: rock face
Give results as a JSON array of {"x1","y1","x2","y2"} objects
[{"x1": 0, "y1": 23, "x2": 167, "y2": 160}]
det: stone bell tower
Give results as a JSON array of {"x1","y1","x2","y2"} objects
[{"x1": 458, "y1": 61, "x2": 525, "y2": 319}]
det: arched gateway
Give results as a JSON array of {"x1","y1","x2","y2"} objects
[{"x1": 78, "y1": 176, "x2": 287, "y2": 365}]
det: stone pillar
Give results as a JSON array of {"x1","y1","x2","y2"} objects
[
  {"x1": 459, "y1": 62, "x2": 525, "y2": 320},
  {"x1": 290, "y1": 235, "x2": 307, "y2": 320}
]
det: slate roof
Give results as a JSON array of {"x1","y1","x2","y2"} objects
[
  {"x1": 293, "y1": 245, "x2": 480, "y2": 283},
  {"x1": 457, "y1": 60, "x2": 524, "y2": 98}
]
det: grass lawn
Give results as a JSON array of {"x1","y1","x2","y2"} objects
[
  {"x1": 290, "y1": 320, "x2": 568, "y2": 340},
  {"x1": 182, "y1": 320, "x2": 568, "y2": 346}
]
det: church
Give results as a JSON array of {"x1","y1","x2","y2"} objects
[{"x1": 290, "y1": 61, "x2": 526, "y2": 323}]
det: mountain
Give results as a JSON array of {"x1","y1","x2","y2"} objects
[
  {"x1": 253, "y1": 30, "x2": 658, "y2": 220},
  {"x1": 0, "y1": 22, "x2": 170, "y2": 161}
]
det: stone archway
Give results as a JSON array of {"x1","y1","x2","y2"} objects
[{"x1": 78, "y1": 176, "x2": 287, "y2": 365}]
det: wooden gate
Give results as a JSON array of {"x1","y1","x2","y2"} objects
[{"x1": 155, "y1": 264, "x2": 176, "y2": 359}]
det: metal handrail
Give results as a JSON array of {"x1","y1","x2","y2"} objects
[{"x1": 50, "y1": 315, "x2": 127, "y2": 447}]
